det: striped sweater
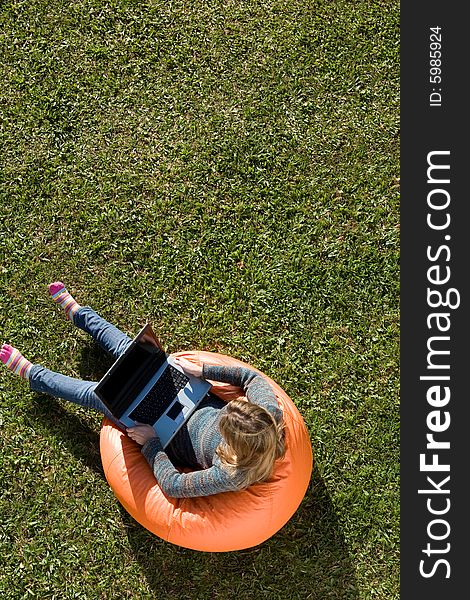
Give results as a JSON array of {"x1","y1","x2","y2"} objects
[{"x1": 141, "y1": 364, "x2": 283, "y2": 498}]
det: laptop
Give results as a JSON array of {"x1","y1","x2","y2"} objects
[{"x1": 94, "y1": 323, "x2": 212, "y2": 448}]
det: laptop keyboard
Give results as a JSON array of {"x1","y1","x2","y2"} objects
[{"x1": 129, "y1": 365, "x2": 190, "y2": 425}]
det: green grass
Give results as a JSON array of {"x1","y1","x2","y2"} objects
[{"x1": 0, "y1": 0, "x2": 399, "y2": 598}]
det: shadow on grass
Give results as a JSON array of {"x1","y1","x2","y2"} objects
[
  {"x1": 119, "y1": 466, "x2": 359, "y2": 600},
  {"x1": 30, "y1": 342, "x2": 359, "y2": 600},
  {"x1": 29, "y1": 340, "x2": 116, "y2": 478}
]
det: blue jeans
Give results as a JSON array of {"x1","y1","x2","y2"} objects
[{"x1": 29, "y1": 307, "x2": 133, "y2": 428}]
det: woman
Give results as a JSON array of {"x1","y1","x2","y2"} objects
[{"x1": 1, "y1": 282, "x2": 285, "y2": 498}]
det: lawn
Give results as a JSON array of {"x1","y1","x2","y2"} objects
[{"x1": 0, "y1": 0, "x2": 399, "y2": 598}]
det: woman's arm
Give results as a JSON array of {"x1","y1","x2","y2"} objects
[
  {"x1": 175, "y1": 357, "x2": 282, "y2": 422},
  {"x1": 141, "y1": 438, "x2": 244, "y2": 498},
  {"x1": 174, "y1": 356, "x2": 282, "y2": 420},
  {"x1": 202, "y1": 364, "x2": 282, "y2": 421}
]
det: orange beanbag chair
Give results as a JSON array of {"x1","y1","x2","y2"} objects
[{"x1": 99, "y1": 352, "x2": 313, "y2": 552}]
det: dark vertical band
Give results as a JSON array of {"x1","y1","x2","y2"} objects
[{"x1": 401, "y1": 3, "x2": 468, "y2": 597}]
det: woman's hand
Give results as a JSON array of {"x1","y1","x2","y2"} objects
[
  {"x1": 173, "y1": 356, "x2": 203, "y2": 378},
  {"x1": 126, "y1": 423, "x2": 159, "y2": 445}
]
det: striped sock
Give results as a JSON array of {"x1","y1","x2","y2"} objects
[
  {"x1": 0, "y1": 344, "x2": 33, "y2": 379},
  {"x1": 48, "y1": 281, "x2": 81, "y2": 321}
]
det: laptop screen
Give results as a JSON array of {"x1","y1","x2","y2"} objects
[{"x1": 97, "y1": 329, "x2": 167, "y2": 415}]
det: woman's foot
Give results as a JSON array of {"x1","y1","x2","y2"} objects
[
  {"x1": 48, "y1": 282, "x2": 81, "y2": 321},
  {"x1": 0, "y1": 344, "x2": 33, "y2": 379}
]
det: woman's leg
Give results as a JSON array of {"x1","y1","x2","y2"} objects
[
  {"x1": 73, "y1": 306, "x2": 133, "y2": 359},
  {"x1": 49, "y1": 282, "x2": 133, "y2": 359},
  {"x1": 1, "y1": 344, "x2": 124, "y2": 428},
  {"x1": 28, "y1": 364, "x2": 124, "y2": 428}
]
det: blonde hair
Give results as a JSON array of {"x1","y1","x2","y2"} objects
[{"x1": 216, "y1": 399, "x2": 286, "y2": 488}]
